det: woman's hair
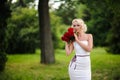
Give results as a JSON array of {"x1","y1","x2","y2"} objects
[{"x1": 71, "y1": 19, "x2": 87, "y2": 32}]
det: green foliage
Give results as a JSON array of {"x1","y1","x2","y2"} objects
[
  {"x1": 105, "y1": 0, "x2": 120, "y2": 54},
  {"x1": 6, "y1": 7, "x2": 39, "y2": 54},
  {"x1": 0, "y1": 48, "x2": 120, "y2": 79},
  {"x1": 52, "y1": 2, "x2": 91, "y2": 49},
  {"x1": 11, "y1": 0, "x2": 35, "y2": 8},
  {"x1": 87, "y1": 16, "x2": 111, "y2": 46},
  {"x1": 55, "y1": 1, "x2": 78, "y2": 25},
  {"x1": 78, "y1": 0, "x2": 120, "y2": 53},
  {"x1": 75, "y1": 3, "x2": 90, "y2": 21},
  {"x1": 55, "y1": 0, "x2": 111, "y2": 46},
  {"x1": 82, "y1": 0, "x2": 112, "y2": 46},
  {"x1": 50, "y1": 12, "x2": 69, "y2": 49},
  {"x1": 23, "y1": 0, "x2": 34, "y2": 3}
]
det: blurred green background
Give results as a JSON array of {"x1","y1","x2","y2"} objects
[{"x1": 0, "y1": 0, "x2": 120, "y2": 80}]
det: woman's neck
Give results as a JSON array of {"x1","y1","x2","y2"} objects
[{"x1": 77, "y1": 31, "x2": 84, "y2": 37}]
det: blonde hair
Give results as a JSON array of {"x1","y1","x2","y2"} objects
[{"x1": 72, "y1": 19, "x2": 87, "y2": 32}]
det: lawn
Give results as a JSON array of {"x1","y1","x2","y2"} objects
[{"x1": 0, "y1": 47, "x2": 120, "y2": 80}]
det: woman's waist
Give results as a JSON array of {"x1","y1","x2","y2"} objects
[
  {"x1": 71, "y1": 55, "x2": 90, "y2": 63},
  {"x1": 75, "y1": 52, "x2": 90, "y2": 56},
  {"x1": 76, "y1": 55, "x2": 90, "y2": 57}
]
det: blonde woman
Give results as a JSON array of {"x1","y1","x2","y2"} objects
[{"x1": 65, "y1": 19, "x2": 93, "y2": 80}]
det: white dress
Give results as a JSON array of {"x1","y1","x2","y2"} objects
[{"x1": 68, "y1": 41, "x2": 91, "y2": 80}]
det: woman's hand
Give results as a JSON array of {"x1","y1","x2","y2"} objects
[
  {"x1": 65, "y1": 42, "x2": 74, "y2": 56},
  {"x1": 74, "y1": 33, "x2": 79, "y2": 43}
]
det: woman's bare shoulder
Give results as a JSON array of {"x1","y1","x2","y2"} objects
[
  {"x1": 85, "y1": 33, "x2": 93, "y2": 40},
  {"x1": 86, "y1": 33, "x2": 92, "y2": 36}
]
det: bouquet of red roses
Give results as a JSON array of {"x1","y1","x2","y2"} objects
[{"x1": 61, "y1": 27, "x2": 75, "y2": 43}]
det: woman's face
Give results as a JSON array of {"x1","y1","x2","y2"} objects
[{"x1": 72, "y1": 22, "x2": 83, "y2": 33}]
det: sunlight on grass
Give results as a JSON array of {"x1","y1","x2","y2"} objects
[{"x1": 0, "y1": 47, "x2": 120, "y2": 80}]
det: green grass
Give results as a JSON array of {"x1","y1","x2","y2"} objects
[{"x1": 0, "y1": 47, "x2": 120, "y2": 80}]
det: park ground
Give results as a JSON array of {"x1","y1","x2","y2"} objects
[{"x1": 0, "y1": 47, "x2": 120, "y2": 80}]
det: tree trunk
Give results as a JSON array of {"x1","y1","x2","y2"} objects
[
  {"x1": 38, "y1": 0, "x2": 55, "y2": 64},
  {"x1": 0, "y1": 0, "x2": 11, "y2": 71}
]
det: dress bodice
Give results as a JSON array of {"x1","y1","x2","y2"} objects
[{"x1": 73, "y1": 41, "x2": 90, "y2": 55}]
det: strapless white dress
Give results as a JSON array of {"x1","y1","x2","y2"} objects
[{"x1": 68, "y1": 41, "x2": 91, "y2": 80}]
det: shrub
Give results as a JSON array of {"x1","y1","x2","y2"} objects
[{"x1": 0, "y1": 52, "x2": 7, "y2": 71}]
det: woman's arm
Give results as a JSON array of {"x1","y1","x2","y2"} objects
[
  {"x1": 74, "y1": 34, "x2": 93, "y2": 52},
  {"x1": 65, "y1": 42, "x2": 74, "y2": 56}
]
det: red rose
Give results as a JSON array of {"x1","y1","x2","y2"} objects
[
  {"x1": 61, "y1": 36, "x2": 69, "y2": 42},
  {"x1": 64, "y1": 32, "x2": 71, "y2": 38},
  {"x1": 68, "y1": 28, "x2": 74, "y2": 33},
  {"x1": 61, "y1": 27, "x2": 75, "y2": 43},
  {"x1": 68, "y1": 28, "x2": 74, "y2": 36}
]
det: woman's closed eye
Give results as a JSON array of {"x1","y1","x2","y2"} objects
[{"x1": 73, "y1": 25, "x2": 80, "y2": 27}]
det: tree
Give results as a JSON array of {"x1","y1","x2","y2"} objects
[
  {"x1": 38, "y1": 0, "x2": 55, "y2": 64},
  {"x1": 56, "y1": 0, "x2": 111, "y2": 46},
  {"x1": 77, "y1": 0, "x2": 112, "y2": 46},
  {"x1": 5, "y1": 0, "x2": 39, "y2": 54},
  {"x1": 6, "y1": 7, "x2": 38, "y2": 54},
  {"x1": 11, "y1": 0, "x2": 34, "y2": 7},
  {"x1": 56, "y1": 0, "x2": 78, "y2": 25},
  {"x1": 0, "y1": 0, "x2": 11, "y2": 71},
  {"x1": 106, "y1": 0, "x2": 120, "y2": 54},
  {"x1": 78, "y1": 0, "x2": 120, "y2": 54}
]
